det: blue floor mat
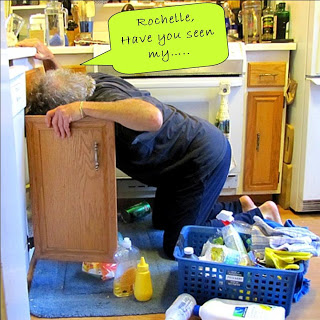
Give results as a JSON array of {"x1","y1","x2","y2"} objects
[{"x1": 29, "y1": 216, "x2": 178, "y2": 318}]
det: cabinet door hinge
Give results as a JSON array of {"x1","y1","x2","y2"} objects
[
  {"x1": 27, "y1": 236, "x2": 34, "y2": 250},
  {"x1": 278, "y1": 172, "x2": 280, "y2": 183}
]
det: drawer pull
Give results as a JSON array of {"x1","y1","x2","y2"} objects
[
  {"x1": 94, "y1": 142, "x2": 99, "y2": 170},
  {"x1": 259, "y1": 73, "x2": 278, "y2": 79},
  {"x1": 256, "y1": 133, "x2": 260, "y2": 152}
]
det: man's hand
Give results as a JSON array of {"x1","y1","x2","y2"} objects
[
  {"x1": 16, "y1": 38, "x2": 60, "y2": 70},
  {"x1": 46, "y1": 101, "x2": 84, "y2": 138}
]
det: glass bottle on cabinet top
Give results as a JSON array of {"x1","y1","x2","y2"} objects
[
  {"x1": 242, "y1": 0, "x2": 262, "y2": 43},
  {"x1": 275, "y1": 2, "x2": 290, "y2": 39},
  {"x1": 262, "y1": 0, "x2": 274, "y2": 41}
]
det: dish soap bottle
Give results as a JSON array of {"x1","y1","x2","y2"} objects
[
  {"x1": 113, "y1": 237, "x2": 140, "y2": 297},
  {"x1": 216, "y1": 210, "x2": 251, "y2": 266},
  {"x1": 134, "y1": 257, "x2": 153, "y2": 302},
  {"x1": 193, "y1": 298, "x2": 285, "y2": 320}
]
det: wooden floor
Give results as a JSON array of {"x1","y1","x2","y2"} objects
[{"x1": 31, "y1": 206, "x2": 320, "y2": 320}]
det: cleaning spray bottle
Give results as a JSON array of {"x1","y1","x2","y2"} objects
[
  {"x1": 215, "y1": 82, "x2": 231, "y2": 140},
  {"x1": 113, "y1": 237, "x2": 140, "y2": 297},
  {"x1": 215, "y1": 81, "x2": 236, "y2": 170},
  {"x1": 193, "y1": 298, "x2": 286, "y2": 320},
  {"x1": 216, "y1": 210, "x2": 251, "y2": 266},
  {"x1": 134, "y1": 256, "x2": 153, "y2": 301}
]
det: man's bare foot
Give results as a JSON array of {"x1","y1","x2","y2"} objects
[
  {"x1": 239, "y1": 195, "x2": 256, "y2": 212},
  {"x1": 259, "y1": 201, "x2": 283, "y2": 225}
]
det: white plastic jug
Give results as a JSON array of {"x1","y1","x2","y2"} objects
[{"x1": 193, "y1": 298, "x2": 285, "y2": 320}]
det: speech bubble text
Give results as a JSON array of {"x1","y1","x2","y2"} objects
[{"x1": 83, "y1": 3, "x2": 228, "y2": 74}]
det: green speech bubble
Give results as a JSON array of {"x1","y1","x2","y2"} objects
[{"x1": 82, "y1": 3, "x2": 228, "y2": 74}]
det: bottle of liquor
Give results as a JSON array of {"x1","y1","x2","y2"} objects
[
  {"x1": 262, "y1": 0, "x2": 268, "y2": 11},
  {"x1": 275, "y1": 2, "x2": 290, "y2": 39},
  {"x1": 262, "y1": 0, "x2": 274, "y2": 41}
]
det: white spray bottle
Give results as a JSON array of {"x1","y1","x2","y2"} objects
[{"x1": 216, "y1": 210, "x2": 251, "y2": 266}]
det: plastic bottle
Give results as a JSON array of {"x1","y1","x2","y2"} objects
[
  {"x1": 113, "y1": 237, "x2": 140, "y2": 297},
  {"x1": 165, "y1": 293, "x2": 197, "y2": 320},
  {"x1": 134, "y1": 257, "x2": 153, "y2": 302},
  {"x1": 183, "y1": 247, "x2": 199, "y2": 260},
  {"x1": 215, "y1": 83, "x2": 230, "y2": 137},
  {"x1": 232, "y1": 220, "x2": 253, "y2": 252},
  {"x1": 216, "y1": 210, "x2": 251, "y2": 266},
  {"x1": 193, "y1": 298, "x2": 285, "y2": 320}
]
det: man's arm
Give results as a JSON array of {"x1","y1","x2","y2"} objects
[
  {"x1": 17, "y1": 39, "x2": 60, "y2": 71},
  {"x1": 17, "y1": 40, "x2": 163, "y2": 138},
  {"x1": 46, "y1": 99, "x2": 163, "y2": 139}
]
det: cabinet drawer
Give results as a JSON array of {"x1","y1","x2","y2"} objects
[{"x1": 247, "y1": 62, "x2": 287, "y2": 87}]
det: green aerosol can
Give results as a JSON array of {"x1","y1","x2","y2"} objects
[{"x1": 120, "y1": 201, "x2": 152, "y2": 223}]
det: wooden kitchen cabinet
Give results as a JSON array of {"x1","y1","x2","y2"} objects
[
  {"x1": 247, "y1": 62, "x2": 286, "y2": 87},
  {"x1": 26, "y1": 116, "x2": 117, "y2": 262},
  {"x1": 243, "y1": 91, "x2": 284, "y2": 191}
]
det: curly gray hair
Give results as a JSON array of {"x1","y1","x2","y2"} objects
[{"x1": 27, "y1": 69, "x2": 96, "y2": 115}]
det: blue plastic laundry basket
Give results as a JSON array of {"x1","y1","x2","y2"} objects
[{"x1": 173, "y1": 225, "x2": 304, "y2": 317}]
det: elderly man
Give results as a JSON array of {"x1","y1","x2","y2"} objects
[{"x1": 19, "y1": 39, "x2": 282, "y2": 258}]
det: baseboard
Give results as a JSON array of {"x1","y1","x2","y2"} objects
[{"x1": 302, "y1": 200, "x2": 320, "y2": 212}]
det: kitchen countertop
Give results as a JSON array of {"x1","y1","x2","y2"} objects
[
  {"x1": 7, "y1": 43, "x2": 296, "y2": 58},
  {"x1": 245, "y1": 42, "x2": 297, "y2": 51},
  {"x1": 50, "y1": 46, "x2": 104, "y2": 54},
  {"x1": 49, "y1": 43, "x2": 296, "y2": 54},
  {"x1": 7, "y1": 46, "x2": 37, "y2": 60}
]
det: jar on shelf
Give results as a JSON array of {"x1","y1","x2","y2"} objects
[{"x1": 242, "y1": 1, "x2": 262, "y2": 44}]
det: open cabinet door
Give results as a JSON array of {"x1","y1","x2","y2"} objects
[{"x1": 26, "y1": 116, "x2": 117, "y2": 262}]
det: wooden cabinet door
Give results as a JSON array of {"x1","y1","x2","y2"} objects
[
  {"x1": 26, "y1": 116, "x2": 117, "y2": 262},
  {"x1": 244, "y1": 92, "x2": 284, "y2": 192}
]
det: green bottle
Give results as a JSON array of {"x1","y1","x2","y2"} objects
[{"x1": 275, "y1": 2, "x2": 290, "y2": 39}]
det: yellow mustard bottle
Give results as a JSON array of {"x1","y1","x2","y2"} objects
[{"x1": 134, "y1": 257, "x2": 153, "y2": 302}]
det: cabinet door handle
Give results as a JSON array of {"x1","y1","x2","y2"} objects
[
  {"x1": 94, "y1": 142, "x2": 99, "y2": 171},
  {"x1": 256, "y1": 133, "x2": 260, "y2": 152},
  {"x1": 259, "y1": 73, "x2": 278, "y2": 79}
]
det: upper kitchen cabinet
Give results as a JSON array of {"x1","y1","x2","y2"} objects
[
  {"x1": 242, "y1": 47, "x2": 291, "y2": 194},
  {"x1": 26, "y1": 116, "x2": 117, "y2": 262}
]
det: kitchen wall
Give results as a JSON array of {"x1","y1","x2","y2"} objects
[
  {"x1": 12, "y1": 1, "x2": 240, "y2": 44},
  {"x1": 92, "y1": 3, "x2": 119, "y2": 43}
]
